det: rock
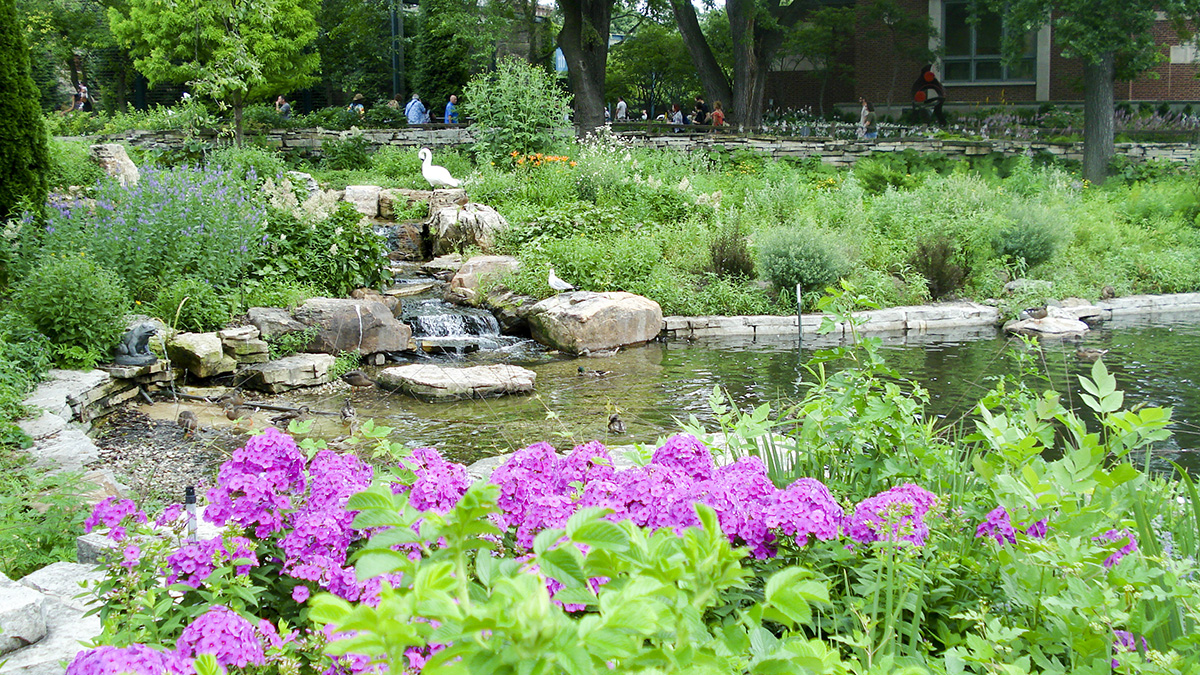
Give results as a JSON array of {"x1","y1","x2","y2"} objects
[
  {"x1": 292, "y1": 298, "x2": 412, "y2": 355},
  {"x1": 376, "y1": 364, "x2": 535, "y2": 401},
  {"x1": 89, "y1": 144, "x2": 138, "y2": 186},
  {"x1": 0, "y1": 597, "x2": 100, "y2": 675},
  {"x1": 27, "y1": 428, "x2": 99, "y2": 472},
  {"x1": 288, "y1": 171, "x2": 320, "y2": 200},
  {"x1": 218, "y1": 326, "x2": 260, "y2": 342},
  {"x1": 1004, "y1": 305, "x2": 1090, "y2": 336},
  {"x1": 482, "y1": 287, "x2": 538, "y2": 335},
  {"x1": 448, "y1": 256, "x2": 520, "y2": 304},
  {"x1": 343, "y1": 185, "x2": 381, "y2": 217},
  {"x1": 23, "y1": 370, "x2": 111, "y2": 420},
  {"x1": 420, "y1": 255, "x2": 464, "y2": 282},
  {"x1": 429, "y1": 203, "x2": 510, "y2": 255},
  {"x1": 241, "y1": 354, "x2": 337, "y2": 394},
  {"x1": 78, "y1": 469, "x2": 125, "y2": 506},
  {"x1": 18, "y1": 563, "x2": 103, "y2": 613},
  {"x1": 0, "y1": 573, "x2": 47, "y2": 655},
  {"x1": 528, "y1": 292, "x2": 663, "y2": 355},
  {"x1": 247, "y1": 307, "x2": 308, "y2": 340},
  {"x1": 17, "y1": 412, "x2": 67, "y2": 442},
  {"x1": 166, "y1": 333, "x2": 236, "y2": 379},
  {"x1": 428, "y1": 189, "x2": 468, "y2": 213},
  {"x1": 1058, "y1": 298, "x2": 1103, "y2": 322},
  {"x1": 384, "y1": 280, "x2": 439, "y2": 297},
  {"x1": 379, "y1": 189, "x2": 427, "y2": 219}
]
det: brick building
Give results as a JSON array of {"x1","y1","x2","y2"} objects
[{"x1": 765, "y1": 0, "x2": 1200, "y2": 112}]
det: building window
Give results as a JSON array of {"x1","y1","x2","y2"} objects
[{"x1": 943, "y1": 1, "x2": 1035, "y2": 82}]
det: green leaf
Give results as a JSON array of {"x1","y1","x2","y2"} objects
[
  {"x1": 538, "y1": 547, "x2": 587, "y2": 588},
  {"x1": 570, "y1": 519, "x2": 629, "y2": 551}
]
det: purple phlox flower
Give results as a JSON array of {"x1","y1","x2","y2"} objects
[
  {"x1": 280, "y1": 450, "x2": 373, "y2": 576},
  {"x1": 516, "y1": 494, "x2": 578, "y2": 549},
  {"x1": 609, "y1": 463, "x2": 700, "y2": 532},
  {"x1": 66, "y1": 645, "x2": 195, "y2": 675},
  {"x1": 1022, "y1": 518, "x2": 1049, "y2": 539},
  {"x1": 156, "y1": 504, "x2": 184, "y2": 527},
  {"x1": 292, "y1": 585, "x2": 311, "y2": 603},
  {"x1": 84, "y1": 497, "x2": 148, "y2": 542},
  {"x1": 166, "y1": 536, "x2": 258, "y2": 588},
  {"x1": 1112, "y1": 629, "x2": 1149, "y2": 667},
  {"x1": 120, "y1": 544, "x2": 141, "y2": 570},
  {"x1": 489, "y1": 442, "x2": 561, "y2": 529},
  {"x1": 1095, "y1": 529, "x2": 1138, "y2": 567},
  {"x1": 844, "y1": 484, "x2": 939, "y2": 547},
  {"x1": 176, "y1": 606, "x2": 266, "y2": 669},
  {"x1": 700, "y1": 457, "x2": 779, "y2": 558},
  {"x1": 256, "y1": 619, "x2": 299, "y2": 650},
  {"x1": 650, "y1": 434, "x2": 714, "y2": 481},
  {"x1": 557, "y1": 441, "x2": 616, "y2": 493},
  {"x1": 975, "y1": 507, "x2": 1017, "y2": 545},
  {"x1": 205, "y1": 427, "x2": 307, "y2": 537},
  {"x1": 396, "y1": 447, "x2": 469, "y2": 513},
  {"x1": 764, "y1": 477, "x2": 844, "y2": 550}
]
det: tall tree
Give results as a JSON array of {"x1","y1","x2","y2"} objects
[
  {"x1": 782, "y1": 6, "x2": 855, "y2": 116},
  {"x1": 670, "y1": 0, "x2": 810, "y2": 129},
  {"x1": 316, "y1": 0, "x2": 392, "y2": 103},
  {"x1": 606, "y1": 22, "x2": 699, "y2": 117},
  {"x1": 0, "y1": 0, "x2": 50, "y2": 222},
  {"x1": 108, "y1": 0, "x2": 320, "y2": 142},
  {"x1": 413, "y1": 0, "x2": 474, "y2": 111},
  {"x1": 992, "y1": 0, "x2": 1200, "y2": 183},
  {"x1": 557, "y1": 0, "x2": 616, "y2": 135}
]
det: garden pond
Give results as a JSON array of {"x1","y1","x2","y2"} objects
[{"x1": 269, "y1": 312, "x2": 1200, "y2": 470}]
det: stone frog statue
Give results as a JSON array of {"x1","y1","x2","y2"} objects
[{"x1": 114, "y1": 323, "x2": 159, "y2": 366}]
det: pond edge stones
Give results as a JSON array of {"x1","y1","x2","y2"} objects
[
  {"x1": 376, "y1": 364, "x2": 535, "y2": 402},
  {"x1": 528, "y1": 291, "x2": 663, "y2": 355}
]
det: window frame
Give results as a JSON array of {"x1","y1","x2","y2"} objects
[{"x1": 941, "y1": 0, "x2": 1036, "y2": 84}]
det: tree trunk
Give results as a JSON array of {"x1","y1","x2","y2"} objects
[
  {"x1": 557, "y1": 0, "x2": 614, "y2": 136},
  {"x1": 727, "y1": 0, "x2": 791, "y2": 130},
  {"x1": 1082, "y1": 52, "x2": 1115, "y2": 185},
  {"x1": 669, "y1": 0, "x2": 731, "y2": 108}
]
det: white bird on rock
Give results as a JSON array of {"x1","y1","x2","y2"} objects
[
  {"x1": 548, "y1": 267, "x2": 575, "y2": 292},
  {"x1": 419, "y1": 148, "x2": 460, "y2": 189}
]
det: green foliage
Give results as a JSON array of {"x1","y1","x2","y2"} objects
[
  {"x1": 462, "y1": 56, "x2": 571, "y2": 161},
  {"x1": 908, "y1": 234, "x2": 971, "y2": 299},
  {"x1": 0, "y1": 314, "x2": 53, "y2": 451},
  {"x1": 266, "y1": 326, "x2": 318, "y2": 359},
  {"x1": 605, "y1": 22, "x2": 699, "y2": 116},
  {"x1": 46, "y1": 139, "x2": 107, "y2": 190},
  {"x1": 251, "y1": 203, "x2": 390, "y2": 297},
  {"x1": 757, "y1": 226, "x2": 851, "y2": 296},
  {"x1": 0, "y1": 0, "x2": 52, "y2": 222},
  {"x1": 152, "y1": 276, "x2": 233, "y2": 333},
  {"x1": 993, "y1": 211, "x2": 1062, "y2": 268},
  {"x1": 207, "y1": 145, "x2": 286, "y2": 184},
  {"x1": 13, "y1": 254, "x2": 130, "y2": 369},
  {"x1": 329, "y1": 351, "x2": 361, "y2": 381},
  {"x1": 235, "y1": 279, "x2": 320, "y2": 311},
  {"x1": 0, "y1": 448, "x2": 85, "y2": 578},
  {"x1": 107, "y1": 0, "x2": 320, "y2": 140},
  {"x1": 311, "y1": 484, "x2": 846, "y2": 675},
  {"x1": 413, "y1": 0, "x2": 472, "y2": 114},
  {"x1": 320, "y1": 135, "x2": 371, "y2": 171},
  {"x1": 709, "y1": 221, "x2": 756, "y2": 279},
  {"x1": 370, "y1": 146, "x2": 472, "y2": 191}
]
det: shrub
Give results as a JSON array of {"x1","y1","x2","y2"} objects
[
  {"x1": 251, "y1": 203, "x2": 390, "y2": 296},
  {"x1": 756, "y1": 226, "x2": 851, "y2": 294},
  {"x1": 993, "y1": 215, "x2": 1060, "y2": 268},
  {"x1": 38, "y1": 165, "x2": 266, "y2": 299},
  {"x1": 463, "y1": 56, "x2": 572, "y2": 161},
  {"x1": 909, "y1": 235, "x2": 970, "y2": 299},
  {"x1": 13, "y1": 254, "x2": 130, "y2": 368},
  {"x1": 207, "y1": 144, "x2": 286, "y2": 184},
  {"x1": 0, "y1": 0, "x2": 51, "y2": 222},
  {"x1": 320, "y1": 135, "x2": 371, "y2": 171},
  {"x1": 235, "y1": 279, "x2": 319, "y2": 311},
  {"x1": 46, "y1": 139, "x2": 106, "y2": 190},
  {"x1": 0, "y1": 314, "x2": 53, "y2": 450},
  {"x1": 266, "y1": 326, "x2": 318, "y2": 359},
  {"x1": 709, "y1": 222, "x2": 756, "y2": 279},
  {"x1": 152, "y1": 276, "x2": 233, "y2": 333}
]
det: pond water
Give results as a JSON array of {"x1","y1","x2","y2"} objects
[{"x1": 288, "y1": 312, "x2": 1200, "y2": 470}]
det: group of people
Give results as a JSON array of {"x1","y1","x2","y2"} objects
[
  {"x1": 608, "y1": 95, "x2": 726, "y2": 128},
  {"x1": 272, "y1": 92, "x2": 463, "y2": 124},
  {"x1": 59, "y1": 82, "x2": 92, "y2": 114}
]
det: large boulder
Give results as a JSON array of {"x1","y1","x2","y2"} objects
[
  {"x1": 247, "y1": 307, "x2": 307, "y2": 340},
  {"x1": 0, "y1": 573, "x2": 47, "y2": 655},
  {"x1": 528, "y1": 292, "x2": 663, "y2": 355},
  {"x1": 241, "y1": 353, "x2": 337, "y2": 393},
  {"x1": 89, "y1": 144, "x2": 138, "y2": 186},
  {"x1": 448, "y1": 255, "x2": 520, "y2": 304},
  {"x1": 343, "y1": 185, "x2": 381, "y2": 217},
  {"x1": 292, "y1": 298, "x2": 412, "y2": 355},
  {"x1": 429, "y1": 203, "x2": 509, "y2": 255},
  {"x1": 166, "y1": 333, "x2": 236, "y2": 379},
  {"x1": 376, "y1": 364, "x2": 535, "y2": 401}
]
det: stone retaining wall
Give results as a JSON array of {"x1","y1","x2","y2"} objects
[
  {"x1": 81, "y1": 128, "x2": 1196, "y2": 167},
  {"x1": 661, "y1": 292, "x2": 1200, "y2": 340}
]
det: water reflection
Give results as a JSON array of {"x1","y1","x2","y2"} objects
[{"x1": 289, "y1": 315, "x2": 1200, "y2": 469}]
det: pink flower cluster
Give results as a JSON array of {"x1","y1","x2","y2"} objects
[
  {"x1": 166, "y1": 536, "x2": 258, "y2": 588},
  {"x1": 204, "y1": 427, "x2": 308, "y2": 537},
  {"x1": 65, "y1": 644, "x2": 194, "y2": 675},
  {"x1": 84, "y1": 497, "x2": 148, "y2": 542},
  {"x1": 488, "y1": 434, "x2": 935, "y2": 557},
  {"x1": 176, "y1": 606, "x2": 266, "y2": 669},
  {"x1": 1095, "y1": 528, "x2": 1139, "y2": 567}
]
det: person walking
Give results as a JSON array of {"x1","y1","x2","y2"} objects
[
  {"x1": 615, "y1": 96, "x2": 628, "y2": 121},
  {"x1": 444, "y1": 94, "x2": 459, "y2": 124},
  {"x1": 405, "y1": 94, "x2": 427, "y2": 124},
  {"x1": 706, "y1": 100, "x2": 725, "y2": 127},
  {"x1": 858, "y1": 98, "x2": 877, "y2": 139}
]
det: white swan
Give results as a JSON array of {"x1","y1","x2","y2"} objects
[{"x1": 419, "y1": 148, "x2": 460, "y2": 188}]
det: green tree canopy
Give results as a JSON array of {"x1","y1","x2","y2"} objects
[
  {"x1": 606, "y1": 22, "x2": 699, "y2": 118},
  {"x1": 108, "y1": 0, "x2": 320, "y2": 141},
  {"x1": 0, "y1": 0, "x2": 50, "y2": 223},
  {"x1": 990, "y1": 0, "x2": 1200, "y2": 182}
]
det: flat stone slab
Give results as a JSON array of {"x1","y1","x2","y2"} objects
[
  {"x1": 384, "y1": 280, "x2": 438, "y2": 297},
  {"x1": 528, "y1": 291, "x2": 663, "y2": 355},
  {"x1": 23, "y1": 371, "x2": 111, "y2": 419},
  {"x1": 18, "y1": 563, "x2": 103, "y2": 613},
  {"x1": 0, "y1": 597, "x2": 100, "y2": 675},
  {"x1": 28, "y1": 429, "x2": 99, "y2": 473},
  {"x1": 241, "y1": 354, "x2": 337, "y2": 394},
  {"x1": 17, "y1": 412, "x2": 67, "y2": 441},
  {"x1": 166, "y1": 333, "x2": 236, "y2": 379},
  {"x1": 0, "y1": 573, "x2": 47, "y2": 656},
  {"x1": 376, "y1": 364, "x2": 536, "y2": 401}
]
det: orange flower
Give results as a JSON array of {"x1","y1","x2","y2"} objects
[
  {"x1": 569, "y1": 161, "x2": 577, "y2": 167},
  {"x1": 510, "y1": 150, "x2": 519, "y2": 157}
]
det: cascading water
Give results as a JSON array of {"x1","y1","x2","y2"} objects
[{"x1": 400, "y1": 299, "x2": 517, "y2": 353}]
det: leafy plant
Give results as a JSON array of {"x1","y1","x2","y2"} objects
[
  {"x1": 0, "y1": 448, "x2": 86, "y2": 578},
  {"x1": 320, "y1": 135, "x2": 371, "y2": 171},
  {"x1": 709, "y1": 221, "x2": 756, "y2": 279},
  {"x1": 206, "y1": 145, "x2": 286, "y2": 185},
  {"x1": 152, "y1": 276, "x2": 233, "y2": 333},
  {"x1": 908, "y1": 234, "x2": 970, "y2": 300},
  {"x1": 13, "y1": 254, "x2": 130, "y2": 368},
  {"x1": 265, "y1": 326, "x2": 318, "y2": 359},
  {"x1": 46, "y1": 139, "x2": 107, "y2": 190},
  {"x1": 251, "y1": 203, "x2": 390, "y2": 297},
  {"x1": 757, "y1": 226, "x2": 851, "y2": 298},
  {"x1": 463, "y1": 56, "x2": 572, "y2": 161}
]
